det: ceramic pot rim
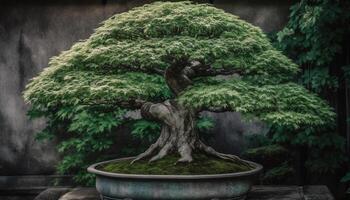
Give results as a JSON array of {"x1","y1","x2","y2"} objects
[{"x1": 88, "y1": 156, "x2": 263, "y2": 180}]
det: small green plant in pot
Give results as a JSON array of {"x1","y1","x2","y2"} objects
[{"x1": 24, "y1": 1, "x2": 335, "y2": 199}]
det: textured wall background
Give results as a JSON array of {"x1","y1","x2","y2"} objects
[{"x1": 0, "y1": 0, "x2": 294, "y2": 176}]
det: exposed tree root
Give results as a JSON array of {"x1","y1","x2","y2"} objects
[
  {"x1": 197, "y1": 141, "x2": 253, "y2": 168},
  {"x1": 130, "y1": 141, "x2": 159, "y2": 164},
  {"x1": 131, "y1": 139, "x2": 252, "y2": 168},
  {"x1": 149, "y1": 141, "x2": 174, "y2": 162},
  {"x1": 131, "y1": 100, "x2": 253, "y2": 168}
]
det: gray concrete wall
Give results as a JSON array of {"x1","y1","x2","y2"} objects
[{"x1": 0, "y1": 0, "x2": 294, "y2": 176}]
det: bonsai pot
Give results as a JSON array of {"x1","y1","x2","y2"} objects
[{"x1": 88, "y1": 157, "x2": 262, "y2": 200}]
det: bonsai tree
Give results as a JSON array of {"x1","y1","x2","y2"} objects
[{"x1": 24, "y1": 1, "x2": 335, "y2": 165}]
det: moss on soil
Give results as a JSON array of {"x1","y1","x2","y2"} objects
[{"x1": 99, "y1": 153, "x2": 253, "y2": 175}]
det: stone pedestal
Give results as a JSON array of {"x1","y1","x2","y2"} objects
[{"x1": 34, "y1": 185, "x2": 334, "y2": 200}]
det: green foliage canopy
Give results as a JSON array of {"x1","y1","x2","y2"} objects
[
  {"x1": 24, "y1": 1, "x2": 334, "y2": 130},
  {"x1": 277, "y1": 0, "x2": 350, "y2": 93}
]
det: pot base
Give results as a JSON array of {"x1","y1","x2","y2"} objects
[
  {"x1": 101, "y1": 195, "x2": 247, "y2": 200},
  {"x1": 88, "y1": 157, "x2": 262, "y2": 200}
]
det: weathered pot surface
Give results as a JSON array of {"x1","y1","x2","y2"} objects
[{"x1": 88, "y1": 157, "x2": 263, "y2": 200}]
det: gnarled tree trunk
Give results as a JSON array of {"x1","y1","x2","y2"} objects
[
  {"x1": 132, "y1": 100, "x2": 197, "y2": 163},
  {"x1": 131, "y1": 100, "x2": 250, "y2": 167},
  {"x1": 130, "y1": 62, "x2": 251, "y2": 166}
]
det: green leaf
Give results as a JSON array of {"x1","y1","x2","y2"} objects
[
  {"x1": 131, "y1": 120, "x2": 161, "y2": 142},
  {"x1": 341, "y1": 172, "x2": 350, "y2": 183}
]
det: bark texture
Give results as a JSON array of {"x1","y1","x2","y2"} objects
[
  {"x1": 132, "y1": 100, "x2": 197, "y2": 163},
  {"x1": 131, "y1": 100, "x2": 251, "y2": 167}
]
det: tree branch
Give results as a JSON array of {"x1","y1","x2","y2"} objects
[
  {"x1": 103, "y1": 64, "x2": 165, "y2": 76},
  {"x1": 81, "y1": 99, "x2": 147, "y2": 110},
  {"x1": 165, "y1": 59, "x2": 192, "y2": 95},
  {"x1": 185, "y1": 62, "x2": 243, "y2": 78},
  {"x1": 164, "y1": 60, "x2": 243, "y2": 96},
  {"x1": 203, "y1": 107, "x2": 232, "y2": 113},
  {"x1": 192, "y1": 106, "x2": 232, "y2": 114}
]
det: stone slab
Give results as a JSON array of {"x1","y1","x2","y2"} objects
[
  {"x1": 34, "y1": 188, "x2": 72, "y2": 200},
  {"x1": 58, "y1": 188, "x2": 100, "y2": 200},
  {"x1": 247, "y1": 185, "x2": 334, "y2": 200},
  {"x1": 303, "y1": 185, "x2": 335, "y2": 200},
  {"x1": 35, "y1": 185, "x2": 334, "y2": 200},
  {"x1": 0, "y1": 175, "x2": 73, "y2": 195},
  {"x1": 248, "y1": 186, "x2": 303, "y2": 200}
]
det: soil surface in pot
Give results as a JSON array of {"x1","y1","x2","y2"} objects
[{"x1": 98, "y1": 153, "x2": 253, "y2": 175}]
